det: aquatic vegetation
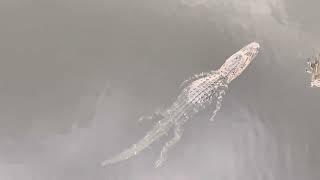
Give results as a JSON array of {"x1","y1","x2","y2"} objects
[
  {"x1": 102, "y1": 42, "x2": 260, "y2": 168},
  {"x1": 306, "y1": 54, "x2": 320, "y2": 87}
]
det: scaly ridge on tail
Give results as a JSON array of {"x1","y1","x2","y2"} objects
[{"x1": 101, "y1": 118, "x2": 173, "y2": 166}]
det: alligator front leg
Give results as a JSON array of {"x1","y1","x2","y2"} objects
[
  {"x1": 180, "y1": 71, "x2": 217, "y2": 88},
  {"x1": 210, "y1": 89, "x2": 226, "y2": 122}
]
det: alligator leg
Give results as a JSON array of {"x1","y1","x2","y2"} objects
[
  {"x1": 155, "y1": 125, "x2": 184, "y2": 168},
  {"x1": 138, "y1": 109, "x2": 165, "y2": 123},
  {"x1": 210, "y1": 89, "x2": 226, "y2": 122},
  {"x1": 180, "y1": 71, "x2": 214, "y2": 88}
]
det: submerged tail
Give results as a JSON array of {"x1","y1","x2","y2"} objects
[{"x1": 101, "y1": 118, "x2": 173, "y2": 166}]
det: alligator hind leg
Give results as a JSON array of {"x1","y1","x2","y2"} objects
[
  {"x1": 155, "y1": 125, "x2": 184, "y2": 168},
  {"x1": 138, "y1": 109, "x2": 165, "y2": 123}
]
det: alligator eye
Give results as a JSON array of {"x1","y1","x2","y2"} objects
[{"x1": 245, "y1": 52, "x2": 252, "y2": 56}]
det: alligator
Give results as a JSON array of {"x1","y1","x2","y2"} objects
[{"x1": 102, "y1": 42, "x2": 260, "y2": 168}]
